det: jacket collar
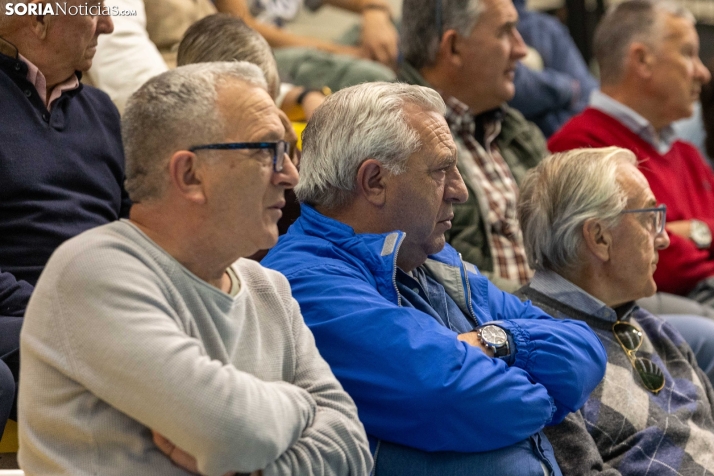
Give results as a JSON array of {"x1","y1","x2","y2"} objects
[{"x1": 290, "y1": 204, "x2": 475, "y2": 311}]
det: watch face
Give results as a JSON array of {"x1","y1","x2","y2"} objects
[
  {"x1": 481, "y1": 326, "x2": 507, "y2": 346},
  {"x1": 691, "y1": 220, "x2": 712, "y2": 247}
]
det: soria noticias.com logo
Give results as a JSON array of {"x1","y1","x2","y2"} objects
[{"x1": 4, "y1": 2, "x2": 137, "y2": 16}]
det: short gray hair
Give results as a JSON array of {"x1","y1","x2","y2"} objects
[
  {"x1": 594, "y1": 0, "x2": 695, "y2": 85},
  {"x1": 517, "y1": 147, "x2": 637, "y2": 274},
  {"x1": 176, "y1": 14, "x2": 280, "y2": 99},
  {"x1": 400, "y1": 0, "x2": 483, "y2": 69},
  {"x1": 122, "y1": 62, "x2": 267, "y2": 203},
  {"x1": 296, "y1": 82, "x2": 446, "y2": 209}
]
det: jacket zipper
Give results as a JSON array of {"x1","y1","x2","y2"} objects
[
  {"x1": 459, "y1": 253, "x2": 479, "y2": 324},
  {"x1": 391, "y1": 234, "x2": 405, "y2": 307}
]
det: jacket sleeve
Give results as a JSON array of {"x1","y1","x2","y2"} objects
[
  {"x1": 283, "y1": 263, "x2": 557, "y2": 453},
  {"x1": 543, "y1": 410, "x2": 623, "y2": 475},
  {"x1": 264, "y1": 296, "x2": 373, "y2": 476},
  {"x1": 0, "y1": 268, "x2": 33, "y2": 317},
  {"x1": 478, "y1": 278, "x2": 607, "y2": 422}
]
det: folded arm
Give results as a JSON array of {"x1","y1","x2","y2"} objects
[
  {"x1": 42, "y1": 250, "x2": 317, "y2": 476},
  {"x1": 482, "y1": 279, "x2": 607, "y2": 422},
  {"x1": 283, "y1": 263, "x2": 557, "y2": 453},
  {"x1": 0, "y1": 269, "x2": 32, "y2": 317}
]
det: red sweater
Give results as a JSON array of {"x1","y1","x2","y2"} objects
[{"x1": 548, "y1": 107, "x2": 714, "y2": 296}]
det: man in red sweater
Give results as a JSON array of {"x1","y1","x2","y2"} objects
[{"x1": 549, "y1": 0, "x2": 714, "y2": 303}]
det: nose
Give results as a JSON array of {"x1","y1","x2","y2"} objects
[
  {"x1": 97, "y1": 10, "x2": 114, "y2": 35},
  {"x1": 445, "y1": 167, "x2": 469, "y2": 204},
  {"x1": 510, "y1": 28, "x2": 528, "y2": 61},
  {"x1": 654, "y1": 228, "x2": 670, "y2": 250},
  {"x1": 696, "y1": 57, "x2": 712, "y2": 85},
  {"x1": 273, "y1": 152, "x2": 299, "y2": 189}
]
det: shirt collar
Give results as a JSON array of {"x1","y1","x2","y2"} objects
[
  {"x1": 18, "y1": 54, "x2": 79, "y2": 110},
  {"x1": 530, "y1": 269, "x2": 636, "y2": 323},
  {"x1": 442, "y1": 93, "x2": 504, "y2": 146},
  {"x1": 590, "y1": 90, "x2": 676, "y2": 154},
  {"x1": 0, "y1": 35, "x2": 80, "y2": 110}
]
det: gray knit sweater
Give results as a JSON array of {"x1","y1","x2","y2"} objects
[{"x1": 18, "y1": 220, "x2": 371, "y2": 476}]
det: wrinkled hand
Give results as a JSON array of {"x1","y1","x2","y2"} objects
[
  {"x1": 360, "y1": 9, "x2": 398, "y2": 68},
  {"x1": 457, "y1": 332, "x2": 495, "y2": 357},
  {"x1": 152, "y1": 431, "x2": 248, "y2": 476}
]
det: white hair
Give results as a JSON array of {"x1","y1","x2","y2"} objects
[
  {"x1": 518, "y1": 147, "x2": 638, "y2": 274},
  {"x1": 594, "y1": 0, "x2": 696, "y2": 85},
  {"x1": 122, "y1": 61, "x2": 267, "y2": 203},
  {"x1": 295, "y1": 82, "x2": 446, "y2": 209}
]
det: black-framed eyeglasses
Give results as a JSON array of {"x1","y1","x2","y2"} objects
[
  {"x1": 188, "y1": 141, "x2": 289, "y2": 172},
  {"x1": 612, "y1": 321, "x2": 665, "y2": 394},
  {"x1": 620, "y1": 204, "x2": 667, "y2": 235}
]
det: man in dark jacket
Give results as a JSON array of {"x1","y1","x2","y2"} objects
[
  {"x1": 398, "y1": 0, "x2": 547, "y2": 292},
  {"x1": 0, "y1": 0, "x2": 130, "y2": 433}
]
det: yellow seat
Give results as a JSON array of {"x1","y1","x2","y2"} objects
[
  {"x1": 291, "y1": 122, "x2": 307, "y2": 151},
  {"x1": 0, "y1": 420, "x2": 18, "y2": 453}
]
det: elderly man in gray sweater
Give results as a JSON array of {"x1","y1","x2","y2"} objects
[{"x1": 18, "y1": 62, "x2": 371, "y2": 476}]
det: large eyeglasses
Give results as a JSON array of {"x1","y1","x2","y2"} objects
[
  {"x1": 612, "y1": 321, "x2": 665, "y2": 394},
  {"x1": 189, "y1": 141, "x2": 289, "y2": 172},
  {"x1": 620, "y1": 204, "x2": 667, "y2": 235}
]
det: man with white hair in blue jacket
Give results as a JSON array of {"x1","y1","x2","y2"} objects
[{"x1": 262, "y1": 81, "x2": 607, "y2": 475}]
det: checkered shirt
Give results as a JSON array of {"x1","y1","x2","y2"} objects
[{"x1": 443, "y1": 95, "x2": 532, "y2": 284}]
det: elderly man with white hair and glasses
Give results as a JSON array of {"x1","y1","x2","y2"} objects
[
  {"x1": 262, "y1": 81, "x2": 607, "y2": 475},
  {"x1": 18, "y1": 62, "x2": 371, "y2": 476},
  {"x1": 549, "y1": 0, "x2": 714, "y2": 306},
  {"x1": 516, "y1": 146, "x2": 714, "y2": 475}
]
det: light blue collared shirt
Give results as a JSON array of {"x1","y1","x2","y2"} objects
[
  {"x1": 590, "y1": 90, "x2": 677, "y2": 155},
  {"x1": 529, "y1": 269, "x2": 636, "y2": 323}
]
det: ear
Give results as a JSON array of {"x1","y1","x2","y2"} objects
[
  {"x1": 28, "y1": 1, "x2": 50, "y2": 40},
  {"x1": 355, "y1": 159, "x2": 388, "y2": 207},
  {"x1": 436, "y1": 29, "x2": 462, "y2": 68},
  {"x1": 168, "y1": 151, "x2": 207, "y2": 204},
  {"x1": 627, "y1": 41, "x2": 654, "y2": 79},
  {"x1": 582, "y1": 218, "x2": 612, "y2": 263}
]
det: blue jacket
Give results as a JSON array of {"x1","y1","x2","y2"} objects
[{"x1": 262, "y1": 204, "x2": 606, "y2": 453}]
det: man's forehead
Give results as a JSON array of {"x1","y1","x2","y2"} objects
[
  {"x1": 619, "y1": 163, "x2": 654, "y2": 205},
  {"x1": 659, "y1": 12, "x2": 697, "y2": 45},
  {"x1": 474, "y1": 0, "x2": 518, "y2": 28},
  {"x1": 217, "y1": 82, "x2": 284, "y2": 138}
]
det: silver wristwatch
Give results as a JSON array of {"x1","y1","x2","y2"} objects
[
  {"x1": 474, "y1": 324, "x2": 510, "y2": 359},
  {"x1": 690, "y1": 219, "x2": 712, "y2": 249}
]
